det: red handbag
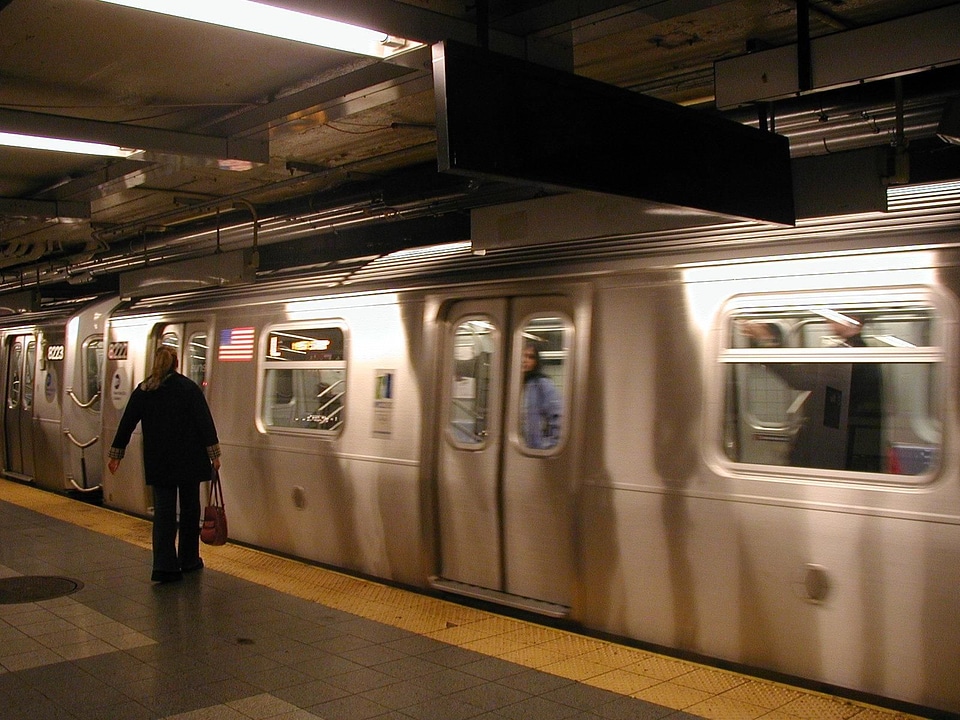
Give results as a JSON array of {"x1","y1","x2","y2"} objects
[{"x1": 201, "y1": 469, "x2": 228, "y2": 546}]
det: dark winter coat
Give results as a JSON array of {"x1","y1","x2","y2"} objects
[{"x1": 110, "y1": 371, "x2": 219, "y2": 486}]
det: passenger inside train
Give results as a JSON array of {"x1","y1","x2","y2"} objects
[
  {"x1": 739, "y1": 313, "x2": 883, "y2": 472},
  {"x1": 520, "y1": 342, "x2": 562, "y2": 449},
  {"x1": 726, "y1": 297, "x2": 941, "y2": 477}
]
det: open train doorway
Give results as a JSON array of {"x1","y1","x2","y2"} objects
[{"x1": 432, "y1": 295, "x2": 577, "y2": 616}]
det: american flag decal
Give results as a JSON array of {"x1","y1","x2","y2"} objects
[{"x1": 218, "y1": 327, "x2": 255, "y2": 361}]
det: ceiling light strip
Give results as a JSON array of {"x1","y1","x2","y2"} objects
[
  {"x1": 0, "y1": 131, "x2": 137, "y2": 157},
  {"x1": 97, "y1": 0, "x2": 422, "y2": 58}
]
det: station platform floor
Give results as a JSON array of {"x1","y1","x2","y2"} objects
[{"x1": 0, "y1": 479, "x2": 928, "y2": 720}]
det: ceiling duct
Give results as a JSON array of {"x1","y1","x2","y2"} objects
[
  {"x1": 0, "y1": 198, "x2": 90, "y2": 222},
  {"x1": 715, "y1": 4, "x2": 960, "y2": 109},
  {"x1": 0, "y1": 289, "x2": 39, "y2": 315},
  {"x1": 119, "y1": 249, "x2": 255, "y2": 300},
  {"x1": 792, "y1": 147, "x2": 889, "y2": 218},
  {"x1": 471, "y1": 192, "x2": 733, "y2": 252}
]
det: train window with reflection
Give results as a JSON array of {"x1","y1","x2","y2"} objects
[
  {"x1": 449, "y1": 317, "x2": 497, "y2": 446},
  {"x1": 186, "y1": 331, "x2": 207, "y2": 389},
  {"x1": 7, "y1": 341, "x2": 22, "y2": 408},
  {"x1": 23, "y1": 341, "x2": 36, "y2": 410},
  {"x1": 260, "y1": 325, "x2": 345, "y2": 434},
  {"x1": 81, "y1": 337, "x2": 104, "y2": 410},
  {"x1": 518, "y1": 315, "x2": 570, "y2": 453},
  {"x1": 721, "y1": 297, "x2": 943, "y2": 480}
]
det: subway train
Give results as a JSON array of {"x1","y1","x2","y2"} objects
[{"x1": 2, "y1": 182, "x2": 959, "y2": 716}]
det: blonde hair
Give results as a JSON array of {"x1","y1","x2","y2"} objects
[{"x1": 142, "y1": 346, "x2": 178, "y2": 391}]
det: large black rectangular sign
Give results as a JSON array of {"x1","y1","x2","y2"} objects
[{"x1": 433, "y1": 41, "x2": 795, "y2": 226}]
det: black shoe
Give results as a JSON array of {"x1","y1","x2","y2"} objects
[
  {"x1": 151, "y1": 570, "x2": 183, "y2": 583},
  {"x1": 181, "y1": 559, "x2": 204, "y2": 573}
]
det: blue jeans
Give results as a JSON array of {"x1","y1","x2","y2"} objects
[{"x1": 151, "y1": 483, "x2": 201, "y2": 573}]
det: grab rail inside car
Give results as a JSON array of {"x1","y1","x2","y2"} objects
[{"x1": 296, "y1": 381, "x2": 345, "y2": 430}]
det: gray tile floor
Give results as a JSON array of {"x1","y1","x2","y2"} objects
[{"x1": 0, "y1": 499, "x2": 696, "y2": 720}]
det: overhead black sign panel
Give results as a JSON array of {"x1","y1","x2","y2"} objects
[{"x1": 433, "y1": 41, "x2": 795, "y2": 226}]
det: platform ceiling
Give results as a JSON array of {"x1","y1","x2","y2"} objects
[{"x1": 0, "y1": 0, "x2": 957, "y2": 300}]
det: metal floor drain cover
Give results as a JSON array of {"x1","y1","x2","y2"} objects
[{"x1": 0, "y1": 576, "x2": 83, "y2": 604}]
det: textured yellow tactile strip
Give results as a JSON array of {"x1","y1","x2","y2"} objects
[{"x1": 0, "y1": 480, "x2": 924, "y2": 720}]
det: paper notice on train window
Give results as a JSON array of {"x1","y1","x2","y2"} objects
[
  {"x1": 373, "y1": 370, "x2": 395, "y2": 438},
  {"x1": 453, "y1": 377, "x2": 475, "y2": 399}
]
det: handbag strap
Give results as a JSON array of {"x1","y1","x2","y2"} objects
[{"x1": 207, "y1": 469, "x2": 225, "y2": 508}]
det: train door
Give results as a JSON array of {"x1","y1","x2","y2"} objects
[
  {"x1": 433, "y1": 296, "x2": 576, "y2": 616},
  {"x1": 157, "y1": 322, "x2": 209, "y2": 390},
  {"x1": 62, "y1": 332, "x2": 105, "y2": 493},
  {"x1": 4, "y1": 334, "x2": 37, "y2": 478}
]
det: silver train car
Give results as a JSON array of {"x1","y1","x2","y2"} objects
[
  {"x1": 0, "y1": 295, "x2": 116, "y2": 497},
  {"x1": 3, "y1": 183, "x2": 959, "y2": 715}
]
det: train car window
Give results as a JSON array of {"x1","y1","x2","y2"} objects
[
  {"x1": 186, "y1": 332, "x2": 207, "y2": 388},
  {"x1": 721, "y1": 297, "x2": 943, "y2": 481},
  {"x1": 160, "y1": 332, "x2": 179, "y2": 349},
  {"x1": 260, "y1": 325, "x2": 345, "y2": 434},
  {"x1": 518, "y1": 315, "x2": 570, "y2": 452},
  {"x1": 450, "y1": 318, "x2": 496, "y2": 446},
  {"x1": 23, "y1": 341, "x2": 36, "y2": 410},
  {"x1": 7, "y1": 341, "x2": 22, "y2": 408},
  {"x1": 81, "y1": 337, "x2": 104, "y2": 410}
]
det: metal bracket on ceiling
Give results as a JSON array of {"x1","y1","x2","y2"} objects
[
  {"x1": 0, "y1": 198, "x2": 90, "y2": 222},
  {"x1": 796, "y1": 0, "x2": 812, "y2": 93}
]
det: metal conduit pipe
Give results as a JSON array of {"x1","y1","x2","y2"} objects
[
  {"x1": 3, "y1": 160, "x2": 514, "y2": 295},
  {"x1": 63, "y1": 239, "x2": 108, "y2": 267},
  {"x1": 155, "y1": 177, "x2": 524, "y2": 258},
  {"x1": 734, "y1": 99, "x2": 945, "y2": 156},
  {"x1": 77, "y1": 206, "x2": 381, "y2": 277},
  {"x1": 89, "y1": 141, "x2": 437, "y2": 246},
  {"x1": 0, "y1": 241, "x2": 49, "y2": 270},
  {"x1": 765, "y1": 97, "x2": 940, "y2": 129},
  {"x1": 0, "y1": 185, "x2": 463, "y2": 295},
  {"x1": 165, "y1": 199, "x2": 381, "y2": 255},
  {"x1": 722, "y1": 72, "x2": 956, "y2": 153},
  {"x1": 101, "y1": 205, "x2": 382, "y2": 271},
  {"x1": 90, "y1": 179, "x2": 313, "y2": 246},
  {"x1": 36, "y1": 191, "x2": 400, "y2": 293},
  {"x1": 229, "y1": 197, "x2": 258, "y2": 268},
  {"x1": 749, "y1": 98, "x2": 942, "y2": 130},
  {"x1": 90, "y1": 194, "x2": 262, "y2": 250},
  {"x1": 780, "y1": 114, "x2": 942, "y2": 156},
  {"x1": 727, "y1": 97, "x2": 945, "y2": 132}
]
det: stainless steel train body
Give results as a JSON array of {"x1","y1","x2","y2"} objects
[
  {"x1": 4, "y1": 185, "x2": 960, "y2": 715},
  {"x1": 0, "y1": 296, "x2": 115, "y2": 496}
]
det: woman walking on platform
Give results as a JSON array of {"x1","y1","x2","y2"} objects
[{"x1": 108, "y1": 346, "x2": 221, "y2": 583}]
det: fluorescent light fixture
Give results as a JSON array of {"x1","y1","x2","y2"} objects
[
  {"x1": 0, "y1": 131, "x2": 138, "y2": 157},
  {"x1": 97, "y1": 0, "x2": 423, "y2": 58},
  {"x1": 809, "y1": 307, "x2": 860, "y2": 327}
]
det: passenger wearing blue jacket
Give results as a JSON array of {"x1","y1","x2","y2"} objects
[
  {"x1": 520, "y1": 343, "x2": 562, "y2": 449},
  {"x1": 108, "y1": 346, "x2": 221, "y2": 583}
]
